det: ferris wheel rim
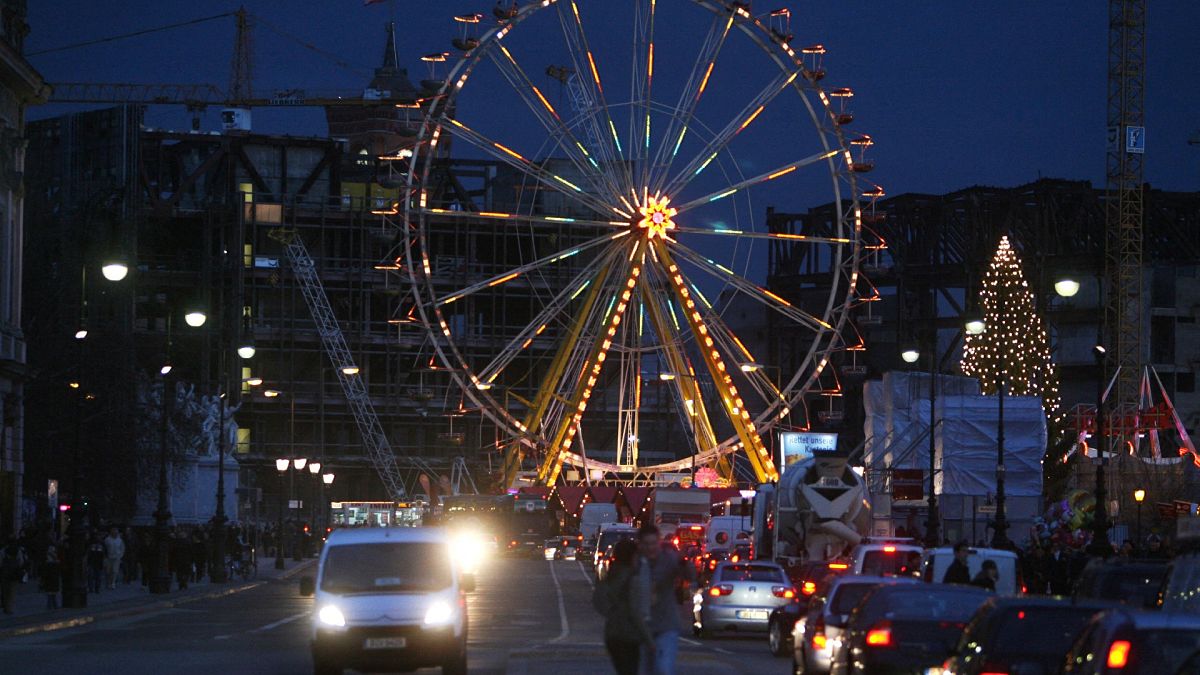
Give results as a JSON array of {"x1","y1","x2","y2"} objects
[{"x1": 403, "y1": 0, "x2": 865, "y2": 481}]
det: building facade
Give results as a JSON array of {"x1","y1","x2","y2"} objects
[{"x1": 0, "y1": 0, "x2": 46, "y2": 539}]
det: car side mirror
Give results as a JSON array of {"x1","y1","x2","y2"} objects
[
  {"x1": 461, "y1": 572, "x2": 476, "y2": 593},
  {"x1": 299, "y1": 575, "x2": 315, "y2": 597}
]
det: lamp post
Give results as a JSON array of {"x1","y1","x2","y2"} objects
[
  {"x1": 1133, "y1": 488, "x2": 1146, "y2": 551},
  {"x1": 307, "y1": 461, "x2": 322, "y2": 556},
  {"x1": 899, "y1": 337, "x2": 940, "y2": 548},
  {"x1": 321, "y1": 472, "x2": 334, "y2": 539},
  {"x1": 291, "y1": 457, "x2": 306, "y2": 561},
  {"x1": 274, "y1": 458, "x2": 287, "y2": 570},
  {"x1": 150, "y1": 355, "x2": 174, "y2": 595}
]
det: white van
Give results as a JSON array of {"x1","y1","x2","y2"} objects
[
  {"x1": 302, "y1": 527, "x2": 471, "y2": 675},
  {"x1": 707, "y1": 515, "x2": 753, "y2": 552},
  {"x1": 579, "y1": 502, "x2": 619, "y2": 543},
  {"x1": 921, "y1": 546, "x2": 1022, "y2": 596}
]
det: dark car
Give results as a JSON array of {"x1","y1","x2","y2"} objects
[
  {"x1": 832, "y1": 583, "x2": 992, "y2": 675},
  {"x1": 1063, "y1": 608, "x2": 1200, "y2": 674},
  {"x1": 940, "y1": 597, "x2": 1117, "y2": 675},
  {"x1": 1073, "y1": 558, "x2": 1168, "y2": 609},
  {"x1": 767, "y1": 560, "x2": 851, "y2": 657},
  {"x1": 792, "y1": 575, "x2": 920, "y2": 675}
]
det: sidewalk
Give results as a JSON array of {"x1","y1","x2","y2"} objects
[{"x1": 0, "y1": 557, "x2": 315, "y2": 638}]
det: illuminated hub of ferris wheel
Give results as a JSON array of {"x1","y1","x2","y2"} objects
[{"x1": 401, "y1": 1, "x2": 882, "y2": 486}]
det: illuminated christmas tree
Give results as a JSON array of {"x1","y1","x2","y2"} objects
[{"x1": 961, "y1": 235, "x2": 1062, "y2": 422}]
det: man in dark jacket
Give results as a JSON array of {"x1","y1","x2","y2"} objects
[{"x1": 943, "y1": 541, "x2": 972, "y2": 584}]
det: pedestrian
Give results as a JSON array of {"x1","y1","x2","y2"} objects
[
  {"x1": 1144, "y1": 535, "x2": 1169, "y2": 560},
  {"x1": 1024, "y1": 546, "x2": 1049, "y2": 594},
  {"x1": 1, "y1": 537, "x2": 26, "y2": 614},
  {"x1": 1047, "y1": 543, "x2": 1071, "y2": 595},
  {"x1": 191, "y1": 531, "x2": 207, "y2": 583},
  {"x1": 638, "y1": 524, "x2": 694, "y2": 675},
  {"x1": 102, "y1": 527, "x2": 125, "y2": 589},
  {"x1": 943, "y1": 541, "x2": 972, "y2": 585},
  {"x1": 40, "y1": 546, "x2": 61, "y2": 610},
  {"x1": 970, "y1": 559, "x2": 999, "y2": 592},
  {"x1": 86, "y1": 534, "x2": 106, "y2": 594},
  {"x1": 592, "y1": 539, "x2": 655, "y2": 675},
  {"x1": 171, "y1": 530, "x2": 191, "y2": 590}
]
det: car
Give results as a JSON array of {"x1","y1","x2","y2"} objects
[
  {"x1": 790, "y1": 575, "x2": 920, "y2": 675},
  {"x1": 1073, "y1": 558, "x2": 1167, "y2": 609},
  {"x1": 694, "y1": 560, "x2": 795, "y2": 638},
  {"x1": 593, "y1": 524, "x2": 637, "y2": 569},
  {"x1": 848, "y1": 541, "x2": 924, "y2": 578},
  {"x1": 596, "y1": 543, "x2": 618, "y2": 580},
  {"x1": 767, "y1": 561, "x2": 852, "y2": 657},
  {"x1": 923, "y1": 546, "x2": 1023, "y2": 595},
  {"x1": 302, "y1": 527, "x2": 471, "y2": 675},
  {"x1": 831, "y1": 583, "x2": 992, "y2": 675},
  {"x1": 937, "y1": 596, "x2": 1117, "y2": 675},
  {"x1": 543, "y1": 538, "x2": 561, "y2": 561},
  {"x1": 1063, "y1": 608, "x2": 1200, "y2": 674},
  {"x1": 1156, "y1": 551, "x2": 1200, "y2": 613}
]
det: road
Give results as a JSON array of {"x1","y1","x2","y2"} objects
[{"x1": 0, "y1": 553, "x2": 781, "y2": 674}]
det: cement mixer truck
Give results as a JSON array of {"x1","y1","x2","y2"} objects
[{"x1": 753, "y1": 450, "x2": 870, "y2": 562}]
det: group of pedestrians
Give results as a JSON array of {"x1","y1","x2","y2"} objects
[{"x1": 592, "y1": 524, "x2": 695, "y2": 675}]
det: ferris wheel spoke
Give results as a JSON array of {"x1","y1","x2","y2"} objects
[
  {"x1": 555, "y1": 0, "x2": 635, "y2": 196},
  {"x1": 628, "y1": 0, "x2": 656, "y2": 189},
  {"x1": 672, "y1": 150, "x2": 839, "y2": 214},
  {"x1": 419, "y1": 208, "x2": 628, "y2": 230},
  {"x1": 668, "y1": 241, "x2": 832, "y2": 333},
  {"x1": 439, "y1": 118, "x2": 628, "y2": 219},
  {"x1": 660, "y1": 67, "x2": 803, "y2": 198},
  {"x1": 484, "y1": 44, "x2": 626, "y2": 203},
  {"x1": 475, "y1": 245, "x2": 621, "y2": 385},
  {"x1": 671, "y1": 225, "x2": 852, "y2": 246},
  {"x1": 435, "y1": 230, "x2": 630, "y2": 307},
  {"x1": 649, "y1": 11, "x2": 735, "y2": 196},
  {"x1": 684, "y1": 288, "x2": 787, "y2": 407}
]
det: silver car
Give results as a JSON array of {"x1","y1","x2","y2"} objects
[
  {"x1": 790, "y1": 574, "x2": 918, "y2": 675},
  {"x1": 694, "y1": 561, "x2": 794, "y2": 637}
]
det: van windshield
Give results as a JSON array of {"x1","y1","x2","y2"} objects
[{"x1": 321, "y1": 542, "x2": 452, "y2": 594}]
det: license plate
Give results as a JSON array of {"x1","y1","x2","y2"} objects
[
  {"x1": 736, "y1": 610, "x2": 769, "y2": 620},
  {"x1": 363, "y1": 637, "x2": 407, "y2": 649}
]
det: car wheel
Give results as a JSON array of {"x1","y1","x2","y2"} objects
[{"x1": 769, "y1": 620, "x2": 788, "y2": 657}]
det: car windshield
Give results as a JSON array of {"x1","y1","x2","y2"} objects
[
  {"x1": 719, "y1": 564, "x2": 784, "y2": 583},
  {"x1": 320, "y1": 542, "x2": 452, "y2": 594},
  {"x1": 861, "y1": 549, "x2": 922, "y2": 577},
  {"x1": 859, "y1": 587, "x2": 987, "y2": 623},
  {"x1": 1087, "y1": 568, "x2": 1166, "y2": 607},
  {"x1": 987, "y1": 607, "x2": 1106, "y2": 658},
  {"x1": 597, "y1": 531, "x2": 633, "y2": 554},
  {"x1": 1131, "y1": 629, "x2": 1200, "y2": 673},
  {"x1": 830, "y1": 583, "x2": 878, "y2": 615}
]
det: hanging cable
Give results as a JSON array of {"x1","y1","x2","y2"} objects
[{"x1": 28, "y1": 12, "x2": 235, "y2": 56}]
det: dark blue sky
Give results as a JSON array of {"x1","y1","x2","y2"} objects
[{"x1": 27, "y1": 1, "x2": 1200, "y2": 203}]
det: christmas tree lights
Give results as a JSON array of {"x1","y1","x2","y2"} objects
[{"x1": 961, "y1": 236, "x2": 1062, "y2": 423}]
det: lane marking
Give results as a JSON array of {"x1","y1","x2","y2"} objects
[
  {"x1": 576, "y1": 560, "x2": 595, "y2": 589},
  {"x1": 213, "y1": 635, "x2": 231, "y2": 640},
  {"x1": 547, "y1": 561, "x2": 570, "y2": 643},
  {"x1": 252, "y1": 611, "x2": 309, "y2": 633}
]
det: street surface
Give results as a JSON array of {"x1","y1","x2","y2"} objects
[{"x1": 0, "y1": 554, "x2": 778, "y2": 674}]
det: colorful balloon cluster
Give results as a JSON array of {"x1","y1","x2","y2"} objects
[{"x1": 1030, "y1": 489, "x2": 1096, "y2": 550}]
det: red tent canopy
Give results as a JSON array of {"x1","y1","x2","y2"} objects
[
  {"x1": 619, "y1": 487, "x2": 653, "y2": 519},
  {"x1": 554, "y1": 486, "x2": 589, "y2": 516},
  {"x1": 707, "y1": 487, "x2": 742, "y2": 507},
  {"x1": 587, "y1": 486, "x2": 619, "y2": 504}
]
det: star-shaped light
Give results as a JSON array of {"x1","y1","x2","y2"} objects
[{"x1": 637, "y1": 195, "x2": 677, "y2": 239}]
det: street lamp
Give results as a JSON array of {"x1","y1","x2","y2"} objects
[
  {"x1": 262, "y1": 389, "x2": 281, "y2": 398},
  {"x1": 739, "y1": 362, "x2": 763, "y2": 373},
  {"x1": 901, "y1": 336, "x2": 940, "y2": 548},
  {"x1": 1054, "y1": 277, "x2": 1081, "y2": 298},
  {"x1": 1134, "y1": 488, "x2": 1146, "y2": 551},
  {"x1": 100, "y1": 261, "x2": 129, "y2": 282},
  {"x1": 321, "y1": 472, "x2": 335, "y2": 539},
  {"x1": 274, "y1": 458, "x2": 288, "y2": 570},
  {"x1": 293, "y1": 457, "x2": 307, "y2": 471},
  {"x1": 237, "y1": 342, "x2": 256, "y2": 359},
  {"x1": 964, "y1": 314, "x2": 986, "y2": 336},
  {"x1": 900, "y1": 346, "x2": 920, "y2": 364},
  {"x1": 340, "y1": 365, "x2": 360, "y2": 375},
  {"x1": 184, "y1": 310, "x2": 207, "y2": 328},
  {"x1": 1088, "y1": 343, "x2": 1112, "y2": 556},
  {"x1": 74, "y1": 328, "x2": 88, "y2": 340}
]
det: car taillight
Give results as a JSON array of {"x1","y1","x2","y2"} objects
[
  {"x1": 812, "y1": 616, "x2": 827, "y2": 651},
  {"x1": 708, "y1": 584, "x2": 733, "y2": 597},
  {"x1": 828, "y1": 562, "x2": 849, "y2": 570},
  {"x1": 883, "y1": 545, "x2": 896, "y2": 553},
  {"x1": 1106, "y1": 640, "x2": 1131, "y2": 668},
  {"x1": 979, "y1": 668, "x2": 1009, "y2": 675},
  {"x1": 801, "y1": 581, "x2": 817, "y2": 595},
  {"x1": 865, "y1": 620, "x2": 892, "y2": 647},
  {"x1": 730, "y1": 554, "x2": 739, "y2": 562},
  {"x1": 772, "y1": 586, "x2": 796, "y2": 599}
]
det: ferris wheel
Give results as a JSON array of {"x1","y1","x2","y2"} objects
[{"x1": 403, "y1": 0, "x2": 875, "y2": 487}]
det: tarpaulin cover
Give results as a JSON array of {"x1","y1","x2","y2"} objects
[{"x1": 619, "y1": 487, "x2": 652, "y2": 516}]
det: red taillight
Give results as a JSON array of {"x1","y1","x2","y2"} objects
[
  {"x1": 772, "y1": 586, "x2": 796, "y2": 599},
  {"x1": 689, "y1": 525, "x2": 703, "y2": 531},
  {"x1": 865, "y1": 620, "x2": 892, "y2": 647},
  {"x1": 708, "y1": 584, "x2": 734, "y2": 597},
  {"x1": 812, "y1": 615, "x2": 827, "y2": 650},
  {"x1": 801, "y1": 581, "x2": 817, "y2": 595},
  {"x1": 828, "y1": 562, "x2": 849, "y2": 570},
  {"x1": 1020, "y1": 584, "x2": 1028, "y2": 594},
  {"x1": 883, "y1": 545, "x2": 896, "y2": 552},
  {"x1": 979, "y1": 670, "x2": 1008, "y2": 675},
  {"x1": 1106, "y1": 640, "x2": 1131, "y2": 668}
]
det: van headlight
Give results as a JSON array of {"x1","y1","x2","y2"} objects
[
  {"x1": 317, "y1": 605, "x2": 346, "y2": 627},
  {"x1": 424, "y1": 601, "x2": 455, "y2": 626}
]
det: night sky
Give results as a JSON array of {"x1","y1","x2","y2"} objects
[{"x1": 27, "y1": 1, "x2": 1200, "y2": 205}]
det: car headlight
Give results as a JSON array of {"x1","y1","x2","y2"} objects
[
  {"x1": 424, "y1": 601, "x2": 455, "y2": 626},
  {"x1": 317, "y1": 605, "x2": 346, "y2": 627}
]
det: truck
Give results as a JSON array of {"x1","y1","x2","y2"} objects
[
  {"x1": 707, "y1": 514, "x2": 753, "y2": 553},
  {"x1": 579, "y1": 502, "x2": 619, "y2": 548},
  {"x1": 653, "y1": 487, "x2": 712, "y2": 540}
]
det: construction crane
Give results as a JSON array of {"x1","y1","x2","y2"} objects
[
  {"x1": 1103, "y1": 0, "x2": 1146, "y2": 440},
  {"x1": 269, "y1": 227, "x2": 437, "y2": 500}
]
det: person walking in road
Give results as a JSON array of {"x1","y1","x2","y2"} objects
[
  {"x1": 40, "y1": 546, "x2": 61, "y2": 610},
  {"x1": 1, "y1": 537, "x2": 26, "y2": 614},
  {"x1": 943, "y1": 540, "x2": 972, "y2": 585},
  {"x1": 86, "y1": 533, "x2": 106, "y2": 594},
  {"x1": 102, "y1": 527, "x2": 125, "y2": 590},
  {"x1": 638, "y1": 524, "x2": 694, "y2": 675},
  {"x1": 592, "y1": 539, "x2": 655, "y2": 675}
]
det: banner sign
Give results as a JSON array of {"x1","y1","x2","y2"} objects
[{"x1": 779, "y1": 432, "x2": 838, "y2": 469}]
